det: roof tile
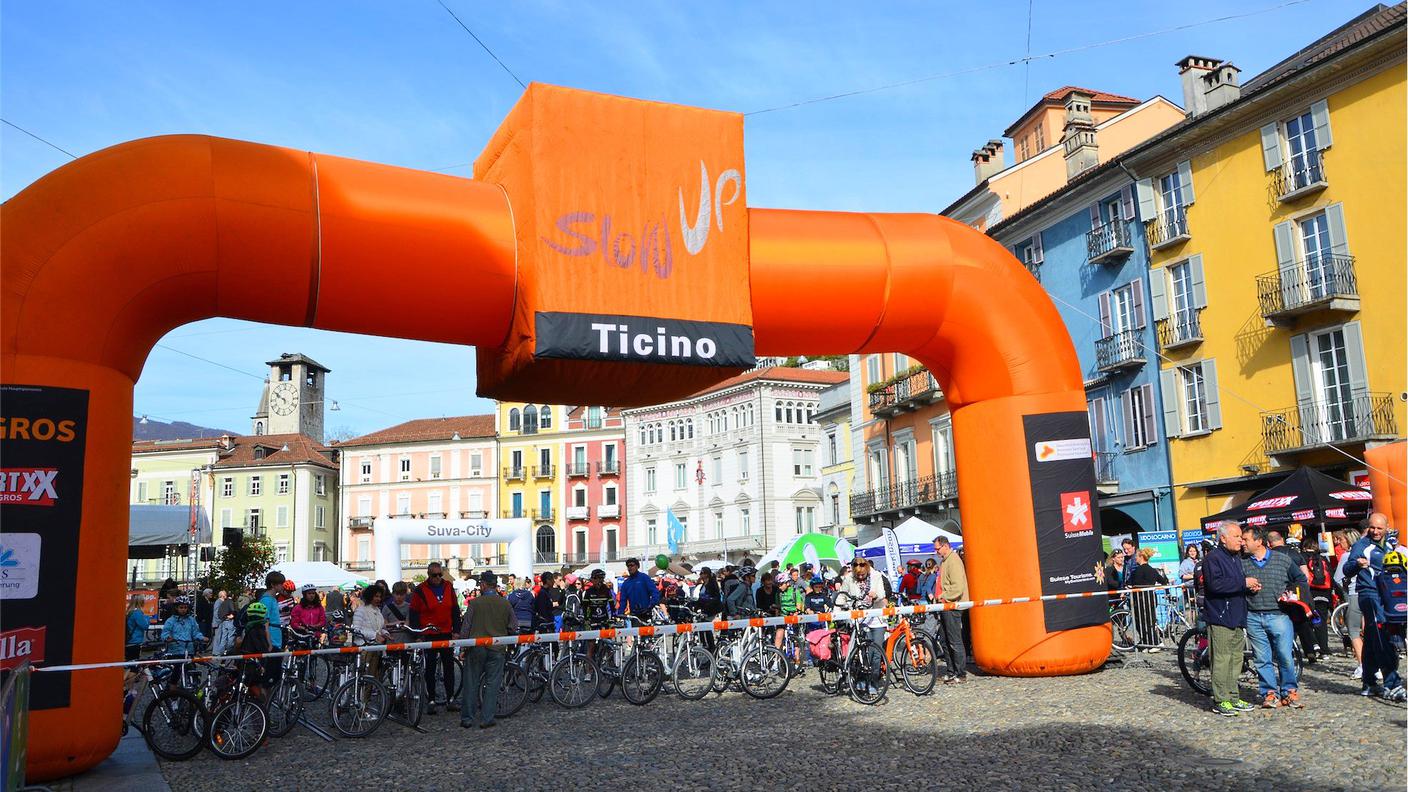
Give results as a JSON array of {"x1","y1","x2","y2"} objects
[{"x1": 334, "y1": 414, "x2": 496, "y2": 447}]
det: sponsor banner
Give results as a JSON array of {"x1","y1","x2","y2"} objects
[
  {"x1": 881, "y1": 526, "x2": 902, "y2": 583},
  {"x1": 0, "y1": 384, "x2": 88, "y2": 708},
  {"x1": 1349, "y1": 470, "x2": 1370, "y2": 491},
  {"x1": 1328, "y1": 489, "x2": 1372, "y2": 501},
  {"x1": 1248, "y1": 495, "x2": 1297, "y2": 510},
  {"x1": 1024, "y1": 412, "x2": 1107, "y2": 633},
  {"x1": 1138, "y1": 530, "x2": 1182, "y2": 580},
  {"x1": 534, "y1": 312, "x2": 755, "y2": 368}
]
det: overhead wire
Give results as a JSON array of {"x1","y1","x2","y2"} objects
[
  {"x1": 742, "y1": 0, "x2": 1318, "y2": 116},
  {"x1": 2, "y1": 118, "x2": 78, "y2": 159},
  {"x1": 434, "y1": 0, "x2": 526, "y2": 89}
]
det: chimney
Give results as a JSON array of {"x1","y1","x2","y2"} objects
[
  {"x1": 1061, "y1": 90, "x2": 1098, "y2": 181},
  {"x1": 1201, "y1": 61, "x2": 1241, "y2": 112},
  {"x1": 971, "y1": 139, "x2": 1005, "y2": 184},
  {"x1": 1177, "y1": 55, "x2": 1220, "y2": 116},
  {"x1": 219, "y1": 433, "x2": 233, "y2": 450}
]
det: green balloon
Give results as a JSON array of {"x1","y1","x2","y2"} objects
[{"x1": 655, "y1": 554, "x2": 670, "y2": 570}]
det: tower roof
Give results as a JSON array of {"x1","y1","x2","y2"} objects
[{"x1": 266, "y1": 352, "x2": 331, "y2": 373}]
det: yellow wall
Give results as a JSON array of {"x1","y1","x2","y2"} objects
[
  {"x1": 496, "y1": 401, "x2": 566, "y2": 555},
  {"x1": 1159, "y1": 65, "x2": 1407, "y2": 531}
]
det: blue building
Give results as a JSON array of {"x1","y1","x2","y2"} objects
[{"x1": 980, "y1": 99, "x2": 1178, "y2": 546}]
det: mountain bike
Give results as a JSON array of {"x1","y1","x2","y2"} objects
[
  {"x1": 328, "y1": 639, "x2": 388, "y2": 737},
  {"x1": 205, "y1": 661, "x2": 270, "y2": 760},
  {"x1": 134, "y1": 652, "x2": 208, "y2": 761},
  {"x1": 548, "y1": 637, "x2": 600, "y2": 709},
  {"x1": 712, "y1": 610, "x2": 790, "y2": 699},
  {"x1": 1177, "y1": 624, "x2": 1304, "y2": 696},
  {"x1": 885, "y1": 612, "x2": 938, "y2": 695}
]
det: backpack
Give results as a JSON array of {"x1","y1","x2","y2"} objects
[
  {"x1": 562, "y1": 589, "x2": 584, "y2": 626},
  {"x1": 1307, "y1": 554, "x2": 1332, "y2": 590},
  {"x1": 1375, "y1": 570, "x2": 1407, "y2": 627}
]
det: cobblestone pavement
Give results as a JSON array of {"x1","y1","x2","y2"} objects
[{"x1": 159, "y1": 649, "x2": 1405, "y2": 792}]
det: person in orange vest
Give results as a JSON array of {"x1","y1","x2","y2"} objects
[{"x1": 410, "y1": 561, "x2": 462, "y2": 713}]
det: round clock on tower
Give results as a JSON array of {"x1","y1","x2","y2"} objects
[{"x1": 250, "y1": 353, "x2": 331, "y2": 442}]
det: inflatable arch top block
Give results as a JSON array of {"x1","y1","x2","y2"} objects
[{"x1": 473, "y1": 84, "x2": 754, "y2": 406}]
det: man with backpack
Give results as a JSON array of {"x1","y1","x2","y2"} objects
[
  {"x1": 1371, "y1": 549, "x2": 1406, "y2": 701},
  {"x1": 1352, "y1": 514, "x2": 1400, "y2": 699},
  {"x1": 1304, "y1": 543, "x2": 1335, "y2": 663}
]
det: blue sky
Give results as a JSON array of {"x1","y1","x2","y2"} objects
[{"x1": 1, "y1": 0, "x2": 1369, "y2": 436}]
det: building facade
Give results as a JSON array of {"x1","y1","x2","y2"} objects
[
  {"x1": 128, "y1": 439, "x2": 221, "y2": 586},
  {"x1": 848, "y1": 354, "x2": 959, "y2": 546},
  {"x1": 495, "y1": 402, "x2": 566, "y2": 570},
  {"x1": 622, "y1": 367, "x2": 846, "y2": 564},
  {"x1": 1121, "y1": 6, "x2": 1406, "y2": 534},
  {"x1": 559, "y1": 406, "x2": 627, "y2": 565},
  {"x1": 816, "y1": 382, "x2": 858, "y2": 541},
  {"x1": 334, "y1": 415, "x2": 497, "y2": 578},
  {"x1": 210, "y1": 433, "x2": 339, "y2": 564}
]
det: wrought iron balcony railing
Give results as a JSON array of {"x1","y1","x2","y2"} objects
[
  {"x1": 1261, "y1": 393, "x2": 1396, "y2": 456},
  {"x1": 1096, "y1": 452, "x2": 1118, "y2": 486},
  {"x1": 1094, "y1": 329, "x2": 1146, "y2": 371},
  {"x1": 1255, "y1": 254, "x2": 1358, "y2": 321},
  {"x1": 850, "y1": 471, "x2": 958, "y2": 519},
  {"x1": 503, "y1": 466, "x2": 525, "y2": 481},
  {"x1": 596, "y1": 460, "x2": 620, "y2": 476},
  {"x1": 1272, "y1": 149, "x2": 1327, "y2": 202},
  {"x1": 566, "y1": 462, "x2": 591, "y2": 478},
  {"x1": 1156, "y1": 309, "x2": 1203, "y2": 350},
  {"x1": 868, "y1": 368, "x2": 941, "y2": 417},
  {"x1": 1145, "y1": 207, "x2": 1190, "y2": 250},
  {"x1": 1087, "y1": 221, "x2": 1134, "y2": 264},
  {"x1": 531, "y1": 465, "x2": 556, "y2": 479}
]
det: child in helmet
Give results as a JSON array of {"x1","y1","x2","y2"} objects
[
  {"x1": 1373, "y1": 549, "x2": 1407, "y2": 701},
  {"x1": 290, "y1": 583, "x2": 328, "y2": 633},
  {"x1": 235, "y1": 600, "x2": 274, "y2": 694}
]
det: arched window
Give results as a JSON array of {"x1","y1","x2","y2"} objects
[
  {"x1": 775, "y1": 403, "x2": 783, "y2": 422},
  {"x1": 254, "y1": 421, "x2": 264, "y2": 435},
  {"x1": 523, "y1": 404, "x2": 539, "y2": 435},
  {"x1": 508, "y1": 408, "x2": 521, "y2": 432},
  {"x1": 540, "y1": 405, "x2": 552, "y2": 429},
  {"x1": 687, "y1": 419, "x2": 694, "y2": 439},
  {"x1": 785, "y1": 402, "x2": 795, "y2": 424},
  {"x1": 535, "y1": 525, "x2": 556, "y2": 560},
  {"x1": 639, "y1": 426, "x2": 647, "y2": 445}
]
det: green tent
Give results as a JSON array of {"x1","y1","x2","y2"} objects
[{"x1": 756, "y1": 532, "x2": 856, "y2": 572}]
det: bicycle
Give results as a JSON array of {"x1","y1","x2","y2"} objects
[
  {"x1": 1177, "y1": 624, "x2": 1304, "y2": 697},
  {"x1": 884, "y1": 612, "x2": 939, "y2": 695},
  {"x1": 380, "y1": 625, "x2": 432, "y2": 727},
  {"x1": 132, "y1": 650, "x2": 208, "y2": 761},
  {"x1": 712, "y1": 609, "x2": 791, "y2": 700},
  {"x1": 205, "y1": 661, "x2": 270, "y2": 760},
  {"x1": 328, "y1": 634, "x2": 389, "y2": 737},
  {"x1": 548, "y1": 636, "x2": 600, "y2": 709}
]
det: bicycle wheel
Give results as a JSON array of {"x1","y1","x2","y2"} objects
[
  {"x1": 893, "y1": 632, "x2": 939, "y2": 696},
  {"x1": 621, "y1": 653, "x2": 665, "y2": 706},
  {"x1": 1332, "y1": 602, "x2": 1349, "y2": 643},
  {"x1": 673, "y1": 645, "x2": 715, "y2": 701},
  {"x1": 207, "y1": 697, "x2": 267, "y2": 760},
  {"x1": 523, "y1": 648, "x2": 547, "y2": 703},
  {"x1": 548, "y1": 653, "x2": 598, "y2": 709},
  {"x1": 141, "y1": 690, "x2": 205, "y2": 761},
  {"x1": 1177, "y1": 627, "x2": 1212, "y2": 696},
  {"x1": 447, "y1": 652, "x2": 464, "y2": 701},
  {"x1": 1110, "y1": 608, "x2": 1137, "y2": 653},
  {"x1": 817, "y1": 662, "x2": 841, "y2": 695},
  {"x1": 331, "y1": 674, "x2": 388, "y2": 738},
  {"x1": 846, "y1": 640, "x2": 888, "y2": 705},
  {"x1": 740, "y1": 645, "x2": 791, "y2": 700},
  {"x1": 496, "y1": 662, "x2": 528, "y2": 718},
  {"x1": 266, "y1": 679, "x2": 303, "y2": 738},
  {"x1": 400, "y1": 669, "x2": 427, "y2": 726},
  {"x1": 596, "y1": 644, "x2": 620, "y2": 698},
  {"x1": 302, "y1": 655, "x2": 333, "y2": 702}
]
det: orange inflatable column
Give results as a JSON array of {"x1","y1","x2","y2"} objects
[{"x1": 1366, "y1": 440, "x2": 1407, "y2": 530}]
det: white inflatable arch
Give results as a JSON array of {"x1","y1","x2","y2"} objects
[{"x1": 373, "y1": 517, "x2": 534, "y2": 584}]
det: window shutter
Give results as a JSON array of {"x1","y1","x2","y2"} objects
[
  {"x1": 1141, "y1": 384, "x2": 1157, "y2": 445},
  {"x1": 1189, "y1": 254, "x2": 1208, "y2": 309},
  {"x1": 1159, "y1": 368, "x2": 1181, "y2": 438},
  {"x1": 1149, "y1": 267, "x2": 1169, "y2": 321},
  {"x1": 1032, "y1": 232, "x2": 1044, "y2": 264},
  {"x1": 1177, "y1": 161, "x2": 1195, "y2": 204},
  {"x1": 1121, "y1": 186, "x2": 1136, "y2": 220},
  {"x1": 1310, "y1": 99, "x2": 1332, "y2": 149},
  {"x1": 1342, "y1": 321, "x2": 1369, "y2": 399},
  {"x1": 1202, "y1": 359, "x2": 1222, "y2": 430},
  {"x1": 1122, "y1": 389, "x2": 1136, "y2": 447},
  {"x1": 1273, "y1": 221, "x2": 1297, "y2": 309},
  {"x1": 1089, "y1": 204, "x2": 1101, "y2": 229},
  {"x1": 1324, "y1": 203, "x2": 1350, "y2": 257},
  {"x1": 1130, "y1": 279, "x2": 1147, "y2": 329},
  {"x1": 1289, "y1": 333, "x2": 1314, "y2": 411},
  {"x1": 1260, "y1": 123, "x2": 1283, "y2": 172},
  {"x1": 1098, "y1": 291, "x2": 1112, "y2": 338},
  {"x1": 1135, "y1": 178, "x2": 1156, "y2": 221}
]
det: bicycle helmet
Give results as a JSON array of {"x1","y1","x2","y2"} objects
[
  {"x1": 300, "y1": 582, "x2": 318, "y2": 594},
  {"x1": 775, "y1": 573, "x2": 789, "y2": 585},
  {"x1": 590, "y1": 568, "x2": 607, "y2": 580},
  {"x1": 809, "y1": 575, "x2": 824, "y2": 585},
  {"x1": 1384, "y1": 549, "x2": 1407, "y2": 570},
  {"x1": 282, "y1": 579, "x2": 297, "y2": 592},
  {"x1": 245, "y1": 601, "x2": 269, "y2": 619},
  {"x1": 739, "y1": 565, "x2": 757, "y2": 578}
]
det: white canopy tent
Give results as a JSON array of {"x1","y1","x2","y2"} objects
[
  {"x1": 270, "y1": 561, "x2": 370, "y2": 590},
  {"x1": 854, "y1": 516, "x2": 962, "y2": 561}
]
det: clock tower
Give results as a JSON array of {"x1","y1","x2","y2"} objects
[{"x1": 251, "y1": 353, "x2": 331, "y2": 441}]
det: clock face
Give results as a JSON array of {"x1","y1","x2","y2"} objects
[{"x1": 270, "y1": 382, "x2": 298, "y2": 416}]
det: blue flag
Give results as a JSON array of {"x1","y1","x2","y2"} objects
[{"x1": 666, "y1": 509, "x2": 685, "y2": 554}]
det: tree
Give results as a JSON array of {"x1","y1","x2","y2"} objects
[
  {"x1": 324, "y1": 424, "x2": 358, "y2": 444},
  {"x1": 204, "y1": 535, "x2": 276, "y2": 596}
]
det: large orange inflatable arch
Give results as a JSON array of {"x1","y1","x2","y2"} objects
[{"x1": 1, "y1": 85, "x2": 1110, "y2": 779}]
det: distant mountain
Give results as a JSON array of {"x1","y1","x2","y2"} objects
[{"x1": 133, "y1": 416, "x2": 237, "y2": 441}]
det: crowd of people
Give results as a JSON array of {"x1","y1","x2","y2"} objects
[{"x1": 1200, "y1": 512, "x2": 1405, "y2": 716}]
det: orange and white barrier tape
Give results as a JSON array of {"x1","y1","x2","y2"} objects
[{"x1": 32, "y1": 582, "x2": 1190, "y2": 673}]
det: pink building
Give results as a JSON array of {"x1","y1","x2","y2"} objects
[
  {"x1": 335, "y1": 415, "x2": 497, "y2": 579},
  {"x1": 560, "y1": 406, "x2": 627, "y2": 564}
]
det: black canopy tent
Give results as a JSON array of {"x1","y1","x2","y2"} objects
[{"x1": 1200, "y1": 466, "x2": 1372, "y2": 534}]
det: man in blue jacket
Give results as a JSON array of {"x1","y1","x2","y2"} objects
[
  {"x1": 1203, "y1": 521, "x2": 1259, "y2": 716},
  {"x1": 618, "y1": 558, "x2": 661, "y2": 619},
  {"x1": 1349, "y1": 513, "x2": 1399, "y2": 697}
]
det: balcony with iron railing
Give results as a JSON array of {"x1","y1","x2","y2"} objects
[
  {"x1": 531, "y1": 507, "x2": 553, "y2": 521},
  {"x1": 348, "y1": 516, "x2": 374, "y2": 530},
  {"x1": 1262, "y1": 393, "x2": 1397, "y2": 457},
  {"x1": 566, "y1": 462, "x2": 591, "y2": 478},
  {"x1": 1145, "y1": 207, "x2": 1190, "y2": 250},
  {"x1": 850, "y1": 471, "x2": 958, "y2": 520},
  {"x1": 596, "y1": 460, "x2": 620, "y2": 476},
  {"x1": 1273, "y1": 150, "x2": 1327, "y2": 203},
  {"x1": 597, "y1": 503, "x2": 620, "y2": 519},
  {"x1": 1094, "y1": 329, "x2": 1146, "y2": 372},
  {"x1": 1156, "y1": 309, "x2": 1203, "y2": 351},
  {"x1": 566, "y1": 505, "x2": 590, "y2": 521},
  {"x1": 534, "y1": 550, "x2": 560, "y2": 565},
  {"x1": 868, "y1": 368, "x2": 942, "y2": 417},
  {"x1": 1096, "y1": 452, "x2": 1118, "y2": 487},
  {"x1": 1255, "y1": 254, "x2": 1359, "y2": 322},
  {"x1": 502, "y1": 508, "x2": 526, "y2": 519},
  {"x1": 345, "y1": 561, "x2": 374, "y2": 572},
  {"x1": 1087, "y1": 221, "x2": 1134, "y2": 264},
  {"x1": 503, "y1": 466, "x2": 525, "y2": 481},
  {"x1": 565, "y1": 549, "x2": 622, "y2": 565},
  {"x1": 532, "y1": 464, "x2": 556, "y2": 479}
]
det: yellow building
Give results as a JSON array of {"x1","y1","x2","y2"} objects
[
  {"x1": 495, "y1": 401, "x2": 566, "y2": 568},
  {"x1": 815, "y1": 381, "x2": 859, "y2": 541},
  {"x1": 1128, "y1": 6, "x2": 1406, "y2": 533}
]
